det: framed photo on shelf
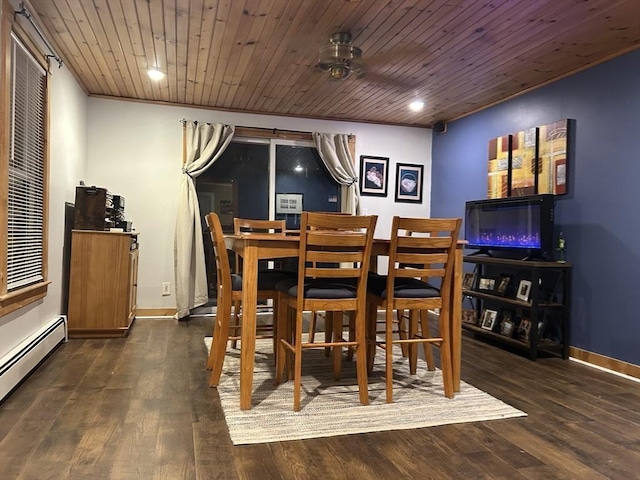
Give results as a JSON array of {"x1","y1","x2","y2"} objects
[
  {"x1": 500, "y1": 320, "x2": 515, "y2": 337},
  {"x1": 394, "y1": 163, "x2": 424, "y2": 203},
  {"x1": 495, "y1": 274, "x2": 513, "y2": 296},
  {"x1": 480, "y1": 309, "x2": 499, "y2": 331},
  {"x1": 359, "y1": 155, "x2": 389, "y2": 197},
  {"x1": 462, "y1": 272, "x2": 476, "y2": 290},
  {"x1": 516, "y1": 279, "x2": 532, "y2": 302},
  {"x1": 478, "y1": 276, "x2": 496, "y2": 291},
  {"x1": 517, "y1": 318, "x2": 532, "y2": 341},
  {"x1": 461, "y1": 309, "x2": 478, "y2": 325}
]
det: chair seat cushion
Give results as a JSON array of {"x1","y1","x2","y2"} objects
[
  {"x1": 367, "y1": 274, "x2": 440, "y2": 299},
  {"x1": 275, "y1": 277, "x2": 358, "y2": 299},
  {"x1": 231, "y1": 273, "x2": 243, "y2": 291}
]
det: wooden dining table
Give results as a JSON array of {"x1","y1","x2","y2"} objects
[{"x1": 224, "y1": 233, "x2": 465, "y2": 410}]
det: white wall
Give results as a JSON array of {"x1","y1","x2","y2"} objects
[
  {"x1": 86, "y1": 98, "x2": 433, "y2": 309},
  {"x1": 0, "y1": 65, "x2": 87, "y2": 359}
]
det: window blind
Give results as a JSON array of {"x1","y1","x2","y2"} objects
[{"x1": 7, "y1": 34, "x2": 46, "y2": 291}]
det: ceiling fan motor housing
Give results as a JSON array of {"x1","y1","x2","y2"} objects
[{"x1": 317, "y1": 31, "x2": 364, "y2": 79}]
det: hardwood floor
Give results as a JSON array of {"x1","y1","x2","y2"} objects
[{"x1": 1, "y1": 316, "x2": 638, "y2": 480}]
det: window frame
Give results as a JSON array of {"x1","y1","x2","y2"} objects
[{"x1": 0, "y1": 1, "x2": 51, "y2": 316}]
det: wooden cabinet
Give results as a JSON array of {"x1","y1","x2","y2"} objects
[
  {"x1": 68, "y1": 230, "x2": 139, "y2": 338},
  {"x1": 461, "y1": 255, "x2": 571, "y2": 360}
]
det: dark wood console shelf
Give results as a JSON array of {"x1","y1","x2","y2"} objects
[{"x1": 462, "y1": 255, "x2": 572, "y2": 360}]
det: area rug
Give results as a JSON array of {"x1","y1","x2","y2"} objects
[{"x1": 204, "y1": 337, "x2": 526, "y2": 445}]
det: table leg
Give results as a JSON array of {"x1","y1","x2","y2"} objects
[
  {"x1": 240, "y1": 244, "x2": 258, "y2": 410},
  {"x1": 451, "y1": 246, "x2": 463, "y2": 392}
]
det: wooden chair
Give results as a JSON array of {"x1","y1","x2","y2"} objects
[
  {"x1": 366, "y1": 216, "x2": 461, "y2": 403},
  {"x1": 231, "y1": 218, "x2": 290, "y2": 349},
  {"x1": 205, "y1": 214, "x2": 291, "y2": 386},
  {"x1": 275, "y1": 212, "x2": 377, "y2": 411}
]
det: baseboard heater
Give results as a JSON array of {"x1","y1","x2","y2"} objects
[{"x1": 0, "y1": 316, "x2": 67, "y2": 402}]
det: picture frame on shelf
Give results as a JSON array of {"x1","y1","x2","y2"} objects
[
  {"x1": 517, "y1": 318, "x2": 532, "y2": 341},
  {"x1": 394, "y1": 163, "x2": 424, "y2": 203},
  {"x1": 480, "y1": 309, "x2": 499, "y2": 331},
  {"x1": 359, "y1": 155, "x2": 389, "y2": 197},
  {"x1": 461, "y1": 309, "x2": 478, "y2": 325},
  {"x1": 500, "y1": 320, "x2": 515, "y2": 337},
  {"x1": 495, "y1": 274, "x2": 513, "y2": 296},
  {"x1": 478, "y1": 276, "x2": 496, "y2": 291},
  {"x1": 516, "y1": 279, "x2": 532, "y2": 302},
  {"x1": 462, "y1": 272, "x2": 477, "y2": 290}
]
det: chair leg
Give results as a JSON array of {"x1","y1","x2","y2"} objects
[
  {"x1": 439, "y1": 306, "x2": 454, "y2": 399},
  {"x1": 347, "y1": 311, "x2": 355, "y2": 361},
  {"x1": 209, "y1": 292, "x2": 232, "y2": 387},
  {"x1": 408, "y1": 310, "x2": 419, "y2": 375},
  {"x1": 396, "y1": 308, "x2": 409, "y2": 357},
  {"x1": 419, "y1": 309, "x2": 435, "y2": 371},
  {"x1": 354, "y1": 307, "x2": 370, "y2": 406},
  {"x1": 271, "y1": 296, "x2": 279, "y2": 360},
  {"x1": 309, "y1": 311, "x2": 317, "y2": 343},
  {"x1": 293, "y1": 307, "x2": 304, "y2": 412},
  {"x1": 332, "y1": 311, "x2": 343, "y2": 380},
  {"x1": 275, "y1": 294, "x2": 288, "y2": 385},
  {"x1": 385, "y1": 306, "x2": 394, "y2": 403},
  {"x1": 324, "y1": 311, "x2": 333, "y2": 357},
  {"x1": 366, "y1": 301, "x2": 377, "y2": 374},
  {"x1": 231, "y1": 300, "x2": 241, "y2": 349}
]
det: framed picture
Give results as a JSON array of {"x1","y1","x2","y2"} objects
[
  {"x1": 360, "y1": 155, "x2": 389, "y2": 197},
  {"x1": 478, "y1": 276, "x2": 496, "y2": 291},
  {"x1": 500, "y1": 320, "x2": 515, "y2": 337},
  {"x1": 394, "y1": 163, "x2": 424, "y2": 203},
  {"x1": 516, "y1": 279, "x2": 532, "y2": 302},
  {"x1": 480, "y1": 309, "x2": 499, "y2": 331},
  {"x1": 461, "y1": 309, "x2": 477, "y2": 325},
  {"x1": 495, "y1": 274, "x2": 512, "y2": 296},
  {"x1": 518, "y1": 318, "x2": 532, "y2": 341},
  {"x1": 462, "y1": 272, "x2": 476, "y2": 290}
]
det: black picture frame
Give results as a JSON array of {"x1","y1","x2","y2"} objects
[
  {"x1": 394, "y1": 163, "x2": 424, "y2": 203},
  {"x1": 477, "y1": 276, "x2": 496, "y2": 291},
  {"x1": 495, "y1": 274, "x2": 513, "y2": 296},
  {"x1": 360, "y1": 155, "x2": 389, "y2": 197},
  {"x1": 462, "y1": 272, "x2": 477, "y2": 290}
]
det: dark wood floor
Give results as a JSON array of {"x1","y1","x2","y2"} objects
[{"x1": 1, "y1": 316, "x2": 638, "y2": 480}]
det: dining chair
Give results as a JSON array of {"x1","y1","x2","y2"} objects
[
  {"x1": 366, "y1": 216, "x2": 461, "y2": 403},
  {"x1": 205, "y1": 213, "x2": 291, "y2": 386},
  {"x1": 274, "y1": 211, "x2": 377, "y2": 411},
  {"x1": 232, "y1": 218, "x2": 290, "y2": 349}
]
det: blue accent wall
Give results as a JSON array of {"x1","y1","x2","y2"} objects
[{"x1": 431, "y1": 50, "x2": 640, "y2": 365}]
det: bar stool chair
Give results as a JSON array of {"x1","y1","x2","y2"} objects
[
  {"x1": 366, "y1": 216, "x2": 461, "y2": 403},
  {"x1": 232, "y1": 218, "x2": 292, "y2": 349},
  {"x1": 274, "y1": 212, "x2": 377, "y2": 411},
  {"x1": 204, "y1": 213, "x2": 291, "y2": 386}
]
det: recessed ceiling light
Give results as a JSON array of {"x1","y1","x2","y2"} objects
[
  {"x1": 294, "y1": 165, "x2": 303, "y2": 172},
  {"x1": 147, "y1": 69, "x2": 165, "y2": 81},
  {"x1": 409, "y1": 100, "x2": 424, "y2": 112}
]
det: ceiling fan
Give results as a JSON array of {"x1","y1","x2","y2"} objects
[{"x1": 317, "y1": 31, "x2": 365, "y2": 80}]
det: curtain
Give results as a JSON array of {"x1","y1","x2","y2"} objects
[
  {"x1": 174, "y1": 121, "x2": 235, "y2": 319},
  {"x1": 312, "y1": 132, "x2": 360, "y2": 215}
]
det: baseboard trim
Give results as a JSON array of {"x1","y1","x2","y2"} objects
[
  {"x1": 136, "y1": 308, "x2": 177, "y2": 317},
  {"x1": 569, "y1": 347, "x2": 639, "y2": 379}
]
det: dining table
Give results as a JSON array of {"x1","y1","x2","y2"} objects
[{"x1": 224, "y1": 233, "x2": 465, "y2": 410}]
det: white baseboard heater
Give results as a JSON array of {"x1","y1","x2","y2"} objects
[{"x1": 0, "y1": 316, "x2": 67, "y2": 402}]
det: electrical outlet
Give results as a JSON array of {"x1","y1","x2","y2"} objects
[{"x1": 162, "y1": 282, "x2": 171, "y2": 296}]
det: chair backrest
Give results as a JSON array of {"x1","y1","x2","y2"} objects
[
  {"x1": 387, "y1": 217, "x2": 461, "y2": 299},
  {"x1": 234, "y1": 218, "x2": 286, "y2": 235},
  {"x1": 206, "y1": 212, "x2": 232, "y2": 295},
  {"x1": 297, "y1": 211, "x2": 377, "y2": 298}
]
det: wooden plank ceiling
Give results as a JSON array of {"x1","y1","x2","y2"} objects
[{"x1": 24, "y1": 0, "x2": 640, "y2": 127}]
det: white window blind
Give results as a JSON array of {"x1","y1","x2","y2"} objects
[{"x1": 7, "y1": 34, "x2": 46, "y2": 291}]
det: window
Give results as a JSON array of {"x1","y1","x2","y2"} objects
[{"x1": 0, "y1": 24, "x2": 50, "y2": 316}]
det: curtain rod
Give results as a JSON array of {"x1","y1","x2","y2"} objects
[{"x1": 15, "y1": 2, "x2": 63, "y2": 68}]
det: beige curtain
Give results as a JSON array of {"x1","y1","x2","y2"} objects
[
  {"x1": 174, "y1": 121, "x2": 235, "y2": 319},
  {"x1": 312, "y1": 132, "x2": 360, "y2": 214}
]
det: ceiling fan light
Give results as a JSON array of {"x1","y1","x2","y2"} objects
[{"x1": 330, "y1": 66, "x2": 350, "y2": 80}]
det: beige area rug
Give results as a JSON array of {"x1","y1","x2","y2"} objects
[{"x1": 204, "y1": 337, "x2": 526, "y2": 445}]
